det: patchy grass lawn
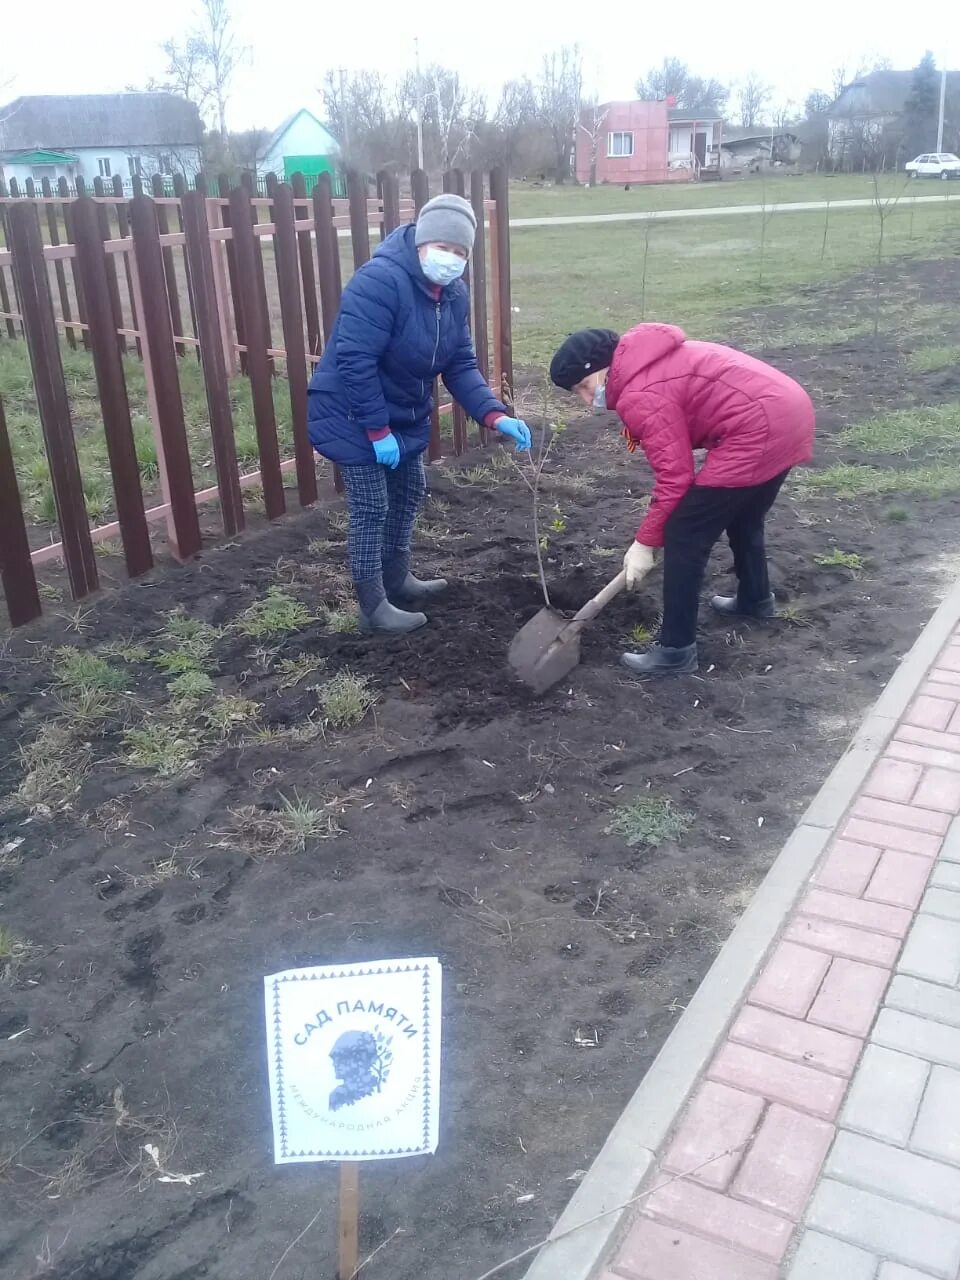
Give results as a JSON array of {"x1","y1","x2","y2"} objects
[{"x1": 507, "y1": 172, "x2": 936, "y2": 218}]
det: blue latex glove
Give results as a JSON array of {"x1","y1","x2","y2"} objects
[
  {"x1": 372, "y1": 433, "x2": 401, "y2": 469},
  {"x1": 496, "y1": 416, "x2": 532, "y2": 452}
]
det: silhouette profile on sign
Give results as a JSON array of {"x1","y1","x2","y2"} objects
[{"x1": 328, "y1": 1031, "x2": 381, "y2": 1111}]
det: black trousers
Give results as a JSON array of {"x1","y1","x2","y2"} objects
[{"x1": 659, "y1": 470, "x2": 790, "y2": 649}]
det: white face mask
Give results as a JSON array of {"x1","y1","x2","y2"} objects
[{"x1": 420, "y1": 246, "x2": 467, "y2": 287}]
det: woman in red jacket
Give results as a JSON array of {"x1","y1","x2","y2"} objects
[{"x1": 550, "y1": 324, "x2": 815, "y2": 677}]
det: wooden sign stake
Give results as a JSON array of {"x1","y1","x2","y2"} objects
[{"x1": 338, "y1": 1162, "x2": 359, "y2": 1280}]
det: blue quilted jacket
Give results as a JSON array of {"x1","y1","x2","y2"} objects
[{"x1": 307, "y1": 225, "x2": 505, "y2": 465}]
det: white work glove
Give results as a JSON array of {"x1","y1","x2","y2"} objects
[{"x1": 623, "y1": 541, "x2": 655, "y2": 591}]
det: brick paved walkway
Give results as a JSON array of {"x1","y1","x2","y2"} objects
[{"x1": 599, "y1": 635, "x2": 960, "y2": 1279}]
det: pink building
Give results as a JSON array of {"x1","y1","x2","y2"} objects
[{"x1": 575, "y1": 100, "x2": 723, "y2": 186}]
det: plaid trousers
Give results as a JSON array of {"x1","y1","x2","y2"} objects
[{"x1": 340, "y1": 455, "x2": 428, "y2": 583}]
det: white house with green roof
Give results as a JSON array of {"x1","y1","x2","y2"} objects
[{"x1": 260, "y1": 108, "x2": 341, "y2": 191}]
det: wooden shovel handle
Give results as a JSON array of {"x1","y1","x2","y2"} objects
[{"x1": 571, "y1": 571, "x2": 627, "y2": 626}]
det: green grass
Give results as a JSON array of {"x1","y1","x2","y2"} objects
[
  {"x1": 227, "y1": 792, "x2": 344, "y2": 855},
  {"x1": 909, "y1": 345, "x2": 960, "y2": 372},
  {"x1": 167, "y1": 670, "x2": 216, "y2": 703},
  {"x1": 123, "y1": 723, "x2": 198, "y2": 776},
  {"x1": 52, "y1": 647, "x2": 129, "y2": 694},
  {"x1": 508, "y1": 173, "x2": 922, "y2": 219},
  {"x1": 814, "y1": 548, "x2": 866, "y2": 573},
  {"x1": 604, "y1": 795, "x2": 693, "y2": 848},
  {"x1": 236, "y1": 588, "x2": 316, "y2": 638},
  {"x1": 625, "y1": 623, "x2": 655, "y2": 648},
  {"x1": 837, "y1": 403, "x2": 960, "y2": 455},
  {"x1": 510, "y1": 197, "x2": 957, "y2": 366},
  {"x1": 203, "y1": 694, "x2": 260, "y2": 737},
  {"x1": 276, "y1": 655, "x2": 327, "y2": 689},
  {"x1": 317, "y1": 671, "x2": 374, "y2": 728},
  {"x1": 797, "y1": 463, "x2": 960, "y2": 500}
]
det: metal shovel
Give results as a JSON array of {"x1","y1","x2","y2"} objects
[{"x1": 509, "y1": 571, "x2": 628, "y2": 694}]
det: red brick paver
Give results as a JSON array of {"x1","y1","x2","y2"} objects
[
  {"x1": 598, "y1": 629, "x2": 960, "y2": 1280},
  {"x1": 613, "y1": 1218, "x2": 779, "y2": 1280},
  {"x1": 807, "y1": 957, "x2": 889, "y2": 1037},
  {"x1": 731, "y1": 1104, "x2": 834, "y2": 1218}
]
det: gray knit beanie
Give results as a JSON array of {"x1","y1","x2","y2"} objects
[{"x1": 414, "y1": 193, "x2": 477, "y2": 253}]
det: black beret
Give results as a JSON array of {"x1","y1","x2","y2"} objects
[{"x1": 549, "y1": 328, "x2": 620, "y2": 390}]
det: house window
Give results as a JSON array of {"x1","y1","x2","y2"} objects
[
  {"x1": 128, "y1": 155, "x2": 142, "y2": 178},
  {"x1": 608, "y1": 131, "x2": 635, "y2": 158},
  {"x1": 98, "y1": 157, "x2": 112, "y2": 178},
  {"x1": 159, "y1": 154, "x2": 173, "y2": 175},
  {"x1": 31, "y1": 165, "x2": 57, "y2": 182}
]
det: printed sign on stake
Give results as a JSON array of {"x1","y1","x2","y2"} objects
[{"x1": 264, "y1": 957, "x2": 442, "y2": 1163}]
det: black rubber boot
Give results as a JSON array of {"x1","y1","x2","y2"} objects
[
  {"x1": 710, "y1": 593, "x2": 776, "y2": 620},
  {"x1": 355, "y1": 577, "x2": 427, "y2": 635},
  {"x1": 382, "y1": 554, "x2": 448, "y2": 606},
  {"x1": 620, "y1": 643, "x2": 699, "y2": 678}
]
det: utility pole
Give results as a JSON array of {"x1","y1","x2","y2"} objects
[
  {"x1": 414, "y1": 37, "x2": 424, "y2": 171},
  {"x1": 937, "y1": 67, "x2": 947, "y2": 152}
]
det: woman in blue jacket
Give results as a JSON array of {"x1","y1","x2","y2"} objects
[{"x1": 308, "y1": 193, "x2": 532, "y2": 634}]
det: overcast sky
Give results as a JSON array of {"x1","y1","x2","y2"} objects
[{"x1": 4, "y1": 0, "x2": 957, "y2": 132}]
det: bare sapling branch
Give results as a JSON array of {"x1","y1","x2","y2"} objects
[{"x1": 507, "y1": 381, "x2": 566, "y2": 608}]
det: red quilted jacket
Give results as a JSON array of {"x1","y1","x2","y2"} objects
[{"x1": 605, "y1": 324, "x2": 815, "y2": 547}]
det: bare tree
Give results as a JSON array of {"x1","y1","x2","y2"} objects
[
  {"x1": 578, "y1": 99, "x2": 608, "y2": 186},
  {"x1": 159, "y1": 36, "x2": 212, "y2": 116},
  {"x1": 163, "y1": 0, "x2": 244, "y2": 143},
  {"x1": 420, "y1": 66, "x2": 484, "y2": 171},
  {"x1": 485, "y1": 79, "x2": 537, "y2": 170},
  {"x1": 737, "y1": 74, "x2": 772, "y2": 129},
  {"x1": 535, "y1": 46, "x2": 583, "y2": 183},
  {"x1": 636, "y1": 57, "x2": 728, "y2": 115},
  {"x1": 231, "y1": 128, "x2": 272, "y2": 176},
  {"x1": 322, "y1": 69, "x2": 415, "y2": 172}
]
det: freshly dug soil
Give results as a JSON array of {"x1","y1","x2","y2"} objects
[{"x1": 2, "y1": 256, "x2": 960, "y2": 1280}]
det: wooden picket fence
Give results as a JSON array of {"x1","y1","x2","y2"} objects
[{"x1": 0, "y1": 167, "x2": 515, "y2": 628}]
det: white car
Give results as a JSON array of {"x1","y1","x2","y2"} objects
[{"x1": 905, "y1": 152, "x2": 960, "y2": 180}]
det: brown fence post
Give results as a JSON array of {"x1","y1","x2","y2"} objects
[
  {"x1": 380, "y1": 170, "x2": 401, "y2": 235},
  {"x1": 489, "y1": 167, "x2": 513, "y2": 405},
  {"x1": 8, "y1": 202, "x2": 98, "y2": 599},
  {"x1": 129, "y1": 195, "x2": 202, "y2": 560},
  {"x1": 181, "y1": 191, "x2": 245, "y2": 536},
  {"x1": 112, "y1": 173, "x2": 142, "y2": 358},
  {"x1": 60, "y1": 177, "x2": 90, "y2": 350},
  {"x1": 152, "y1": 173, "x2": 186, "y2": 357},
  {"x1": 229, "y1": 184, "x2": 286, "y2": 519},
  {"x1": 42, "y1": 177, "x2": 77, "y2": 350},
  {"x1": 442, "y1": 170, "x2": 469, "y2": 456},
  {"x1": 0, "y1": 203, "x2": 17, "y2": 340},
  {"x1": 93, "y1": 175, "x2": 127, "y2": 355},
  {"x1": 240, "y1": 170, "x2": 274, "y2": 375},
  {"x1": 347, "y1": 170, "x2": 371, "y2": 269},
  {"x1": 273, "y1": 183, "x2": 317, "y2": 508},
  {"x1": 413, "y1": 172, "x2": 443, "y2": 462},
  {"x1": 173, "y1": 173, "x2": 201, "y2": 361},
  {"x1": 218, "y1": 173, "x2": 247, "y2": 373},
  {"x1": 291, "y1": 172, "x2": 321, "y2": 358},
  {"x1": 72, "y1": 197, "x2": 153, "y2": 578},
  {"x1": 411, "y1": 169, "x2": 430, "y2": 215},
  {"x1": 0, "y1": 397, "x2": 42, "y2": 626},
  {"x1": 313, "y1": 173, "x2": 342, "y2": 343},
  {"x1": 470, "y1": 170, "x2": 490, "y2": 389}
]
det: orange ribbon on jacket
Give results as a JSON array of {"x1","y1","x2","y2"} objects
[{"x1": 622, "y1": 427, "x2": 640, "y2": 454}]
